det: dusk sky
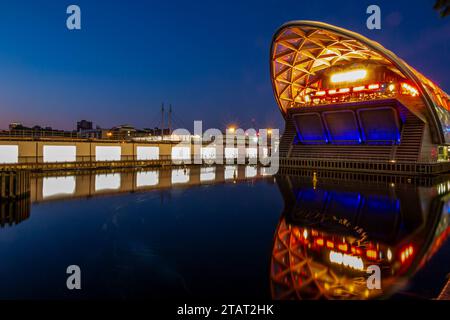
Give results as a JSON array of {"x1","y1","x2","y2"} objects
[{"x1": 0, "y1": 0, "x2": 448, "y2": 131}]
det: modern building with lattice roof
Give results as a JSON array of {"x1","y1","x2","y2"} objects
[{"x1": 271, "y1": 21, "x2": 450, "y2": 174}]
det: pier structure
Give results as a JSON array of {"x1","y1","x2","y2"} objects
[
  {"x1": 0, "y1": 136, "x2": 270, "y2": 171},
  {"x1": 271, "y1": 21, "x2": 450, "y2": 175}
]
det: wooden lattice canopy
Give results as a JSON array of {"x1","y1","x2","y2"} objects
[{"x1": 270, "y1": 21, "x2": 450, "y2": 143}]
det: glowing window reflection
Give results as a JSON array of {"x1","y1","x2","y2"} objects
[
  {"x1": 42, "y1": 176, "x2": 76, "y2": 198},
  {"x1": 224, "y1": 165, "x2": 237, "y2": 180},
  {"x1": 95, "y1": 173, "x2": 121, "y2": 191},
  {"x1": 171, "y1": 169, "x2": 190, "y2": 184},
  {"x1": 136, "y1": 171, "x2": 159, "y2": 187},
  {"x1": 245, "y1": 165, "x2": 257, "y2": 178},
  {"x1": 200, "y1": 167, "x2": 215, "y2": 181}
]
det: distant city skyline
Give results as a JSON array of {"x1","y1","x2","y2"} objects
[{"x1": 0, "y1": 0, "x2": 448, "y2": 131}]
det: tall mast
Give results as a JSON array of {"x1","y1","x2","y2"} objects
[
  {"x1": 161, "y1": 103, "x2": 164, "y2": 139},
  {"x1": 168, "y1": 104, "x2": 172, "y2": 134}
]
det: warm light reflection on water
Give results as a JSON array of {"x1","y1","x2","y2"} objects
[
  {"x1": 95, "y1": 173, "x2": 121, "y2": 191},
  {"x1": 42, "y1": 176, "x2": 76, "y2": 199},
  {"x1": 0, "y1": 167, "x2": 448, "y2": 300},
  {"x1": 200, "y1": 167, "x2": 215, "y2": 182},
  {"x1": 136, "y1": 171, "x2": 159, "y2": 187}
]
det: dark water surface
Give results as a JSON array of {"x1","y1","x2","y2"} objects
[{"x1": 0, "y1": 167, "x2": 448, "y2": 300}]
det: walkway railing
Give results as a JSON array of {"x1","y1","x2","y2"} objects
[
  {"x1": 0, "y1": 155, "x2": 264, "y2": 170},
  {"x1": 280, "y1": 156, "x2": 450, "y2": 175}
]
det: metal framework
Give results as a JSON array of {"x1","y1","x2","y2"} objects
[{"x1": 270, "y1": 21, "x2": 450, "y2": 144}]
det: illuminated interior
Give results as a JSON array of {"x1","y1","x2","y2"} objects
[
  {"x1": 136, "y1": 146, "x2": 159, "y2": 160},
  {"x1": 0, "y1": 145, "x2": 18, "y2": 164},
  {"x1": 271, "y1": 21, "x2": 450, "y2": 146},
  {"x1": 43, "y1": 145, "x2": 76, "y2": 163},
  {"x1": 95, "y1": 146, "x2": 121, "y2": 161}
]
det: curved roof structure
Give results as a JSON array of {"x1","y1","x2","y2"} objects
[{"x1": 270, "y1": 21, "x2": 450, "y2": 143}]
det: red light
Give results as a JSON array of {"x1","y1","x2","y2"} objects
[
  {"x1": 366, "y1": 249, "x2": 378, "y2": 260},
  {"x1": 315, "y1": 91, "x2": 326, "y2": 96},
  {"x1": 351, "y1": 247, "x2": 362, "y2": 255},
  {"x1": 400, "y1": 245, "x2": 414, "y2": 263},
  {"x1": 315, "y1": 238, "x2": 324, "y2": 246},
  {"x1": 338, "y1": 243, "x2": 348, "y2": 252},
  {"x1": 368, "y1": 83, "x2": 380, "y2": 90},
  {"x1": 401, "y1": 83, "x2": 419, "y2": 96},
  {"x1": 326, "y1": 240, "x2": 334, "y2": 249}
]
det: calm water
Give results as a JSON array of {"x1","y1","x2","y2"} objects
[{"x1": 0, "y1": 166, "x2": 448, "y2": 300}]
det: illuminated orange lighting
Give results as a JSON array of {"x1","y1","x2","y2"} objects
[
  {"x1": 315, "y1": 90, "x2": 326, "y2": 96},
  {"x1": 338, "y1": 243, "x2": 348, "y2": 252},
  {"x1": 368, "y1": 83, "x2": 380, "y2": 90},
  {"x1": 326, "y1": 240, "x2": 334, "y2": 249},
  {"x1": 401, "y1": 83, "x2": 419, "y2": 96},
  {"x1": 353, "y1": 85, "x2": 365, "y2": 92},
  {"x1": 400, "y1": 245, "x2": 414, "y2": 263},
  {"x1": 328, "y1": 89, "x2": 337, "y2": 94},
  {"x1": 366, "y1": 249, "x2": 378, "y2": 260},
  {"x1": 330, "y1": 69, "x2": 367, "y2": 83},
  {"x1": 338, "y1": 88, "x2": 350, "y2": 93},
  {"x1": 315, "y1": 238, "x2": 324, "y2": 246}
]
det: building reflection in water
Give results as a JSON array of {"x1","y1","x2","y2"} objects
[
  {"x1": 245, "y1": 166, "x2": 257, "y2": 178},
  {"x1": 31, "y1": 166, "x2": 266, "y2": 204},
  {"x1": 224, "y1": 165, "x2": 238, "y2": 180},
  {"x1": 200, "y1": 167, "x2": 215, "y2": 182},
  {"x1": 271, "y1": 173, "x2": 450, "y2": 300},
  {"x1": 171, "y1": 168, "x2": 190, "y2": 184},
  {"x1": 136, "y1": 170, "x2": 159, "y2": 188},
  {"x1": 95, "y1": 173, "x2": 121, "y2": 192},
  {"x1": 0, "y1": 197, "x2": 30, "y2": 228},
  {"x1": 42, "y1": 176, "x2": 76, "y2": 198},
  {"x1": 0, "y1": 165, "x2": 270, "y2": 229}
]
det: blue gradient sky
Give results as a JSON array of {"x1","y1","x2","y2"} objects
[{"x1": 0, "y1": 0, "x2": 448, "y2": 131}]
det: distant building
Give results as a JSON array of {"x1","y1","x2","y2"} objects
[
  {"x1": 3, "y1": 123, "x2": 76, "y2": 138},
  {"x1": 77, "y1": 120, "x2": 93, "y2": 132},
  {"x1": 108, "y1": 124, "x2": 137, "y2": 140},
  {"x1": 8, "y1": 122, "x2": 23, "y2": 130}
]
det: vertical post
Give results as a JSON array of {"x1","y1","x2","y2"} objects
[
  {"x1": 161, "y1": 103, "x2": 165, "y2": 140},
  {"x1": 168, "y1": 104, "x2": 172, "y2": 136}
]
